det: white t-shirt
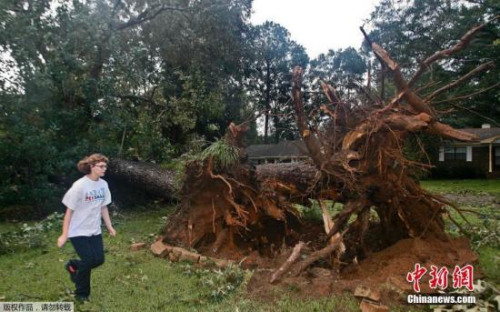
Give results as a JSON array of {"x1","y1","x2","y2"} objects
[{"x1": 62, "y1": 176, "x2": 112, "y2": 238}]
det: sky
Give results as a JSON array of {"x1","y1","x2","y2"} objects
[{"x1": 251, "y1": 0, "x2": 381, "y2": 59}]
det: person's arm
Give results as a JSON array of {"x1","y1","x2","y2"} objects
[
  {"x1": 57, "y1": 208, "x2": 73, "y2": 247},
  {"x1": 101, "y1": 206, "x2": 116, "y2": 236}
]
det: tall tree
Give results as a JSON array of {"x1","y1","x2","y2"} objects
[
  {"x1": 308, "y1": 47, "x2": 367, "y2": 103},
  {"x1": 246, "y1": 22, "x2": 309, "y2": 143},
  {"x1": 0, "y1": 0, "x2": 254, "y2": 215}
]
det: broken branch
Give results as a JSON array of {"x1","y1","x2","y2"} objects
[
  {"x1": 425, "y1": 61, "x2": 495, "y2": 102},
  {"x1": 292, "y1": 66, "x2": 325, "y2": 169},
  {"x1": 292, "y1": 233, "x2": 344, "y2": 276},
  {"x1": 270, "y1": 241, "x2": 306, "y2": 284}
]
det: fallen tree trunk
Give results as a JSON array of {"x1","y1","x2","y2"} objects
[
  {"x1": 150, "y1": 23, "x2": 488, "y2": 286},
  {"x1": 256, "y1": 163, "x2": 316, "y2": 189},
  {"x1": 108, "y1": 158, "x2": 317, "y2": 201},
  {"x1": 108, "y1": 159, "x2": 178, "y2": 199}
]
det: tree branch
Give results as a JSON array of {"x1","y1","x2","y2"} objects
[
  {"x1": 370, "y1": 42, "x2": 479, "y2": 142},
  {"x1": 371, "y1": 43, "x2": 436, "y2": 117},
  {"x1": 424, "y1": 61, "x2": 495, "y2": 102},
  {"x1": 292, "y1": 233, "x2": 344, "y2": 276},
  {"x1": 408, "y1": 23, "x2": 485, "y2": 87},
  {"x1": 114, "y1": 4, "x2": 188, "y2": 31},
  {"x1": 360, "y1": 26, "x2": 387, "y2": 100},
  {"x1": 448, "y1": 102, "x2": 500, "y2": 126},
  {"x1": 270, "y1": 241, "x2": 306, "y2": 283},
  {"x1": 432, "y1": 81, "x2": 500, "y2": 104},
  {"x1": 292, "y1": 66, "x2": 325, "y2": 169},
  {"x1": 360, "y1": 26, "x2": 385, "y2": 68},
  {"x1": 428, "y1": 122, "x2": 479, "y2": 141},
  {"x1": 116, "y1": 94, "x2": 159, "y2": 106},
  {"x1": 320, "y1": 80, "x2": 341, "y2": 105}
]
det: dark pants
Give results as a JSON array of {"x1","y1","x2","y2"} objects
[{"x1": 69, "y1": 234, "x2": 105, "y2": 298}]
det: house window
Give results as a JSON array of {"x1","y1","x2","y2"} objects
[
  {"x1": 444, "y1": 147, "x2": 467, "y2": 161},
  {"x1": 496, "y1": 148, "x2": 500, "y2": 167}
]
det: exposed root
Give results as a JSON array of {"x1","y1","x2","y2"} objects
[
  {"x1": 151, "y1": 239, "x2": 236, "y2": 268},
  {"x1": 270, "y1": 241, "x2": 306, "y2": 284},
  {"x1": 292, "y1": 232, "x2": 345, "y2": 276},
  {"x1": 160, "y1": 24, "x2": 486, "y2": 289}
]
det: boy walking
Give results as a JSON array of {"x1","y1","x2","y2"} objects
[{"x1": 57, "y1": 154, "x2": 116, "y2": 302}]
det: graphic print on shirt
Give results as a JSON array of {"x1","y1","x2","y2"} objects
[{"x1": 84, "y1": 187, "x2": 106, "y2": 202}]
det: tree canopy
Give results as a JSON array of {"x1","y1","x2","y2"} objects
[{"x1": 0, "y1": 0, "x2": 497, "y2": 217}]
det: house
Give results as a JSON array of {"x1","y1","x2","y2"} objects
[
  {"x1": 247, "y1": 124, "x2": 500, "y2": 178},
  {"x1": 436, "y1": 124, "x2": 500, "y2": 178},
  {"x1": 246, "y1": 140, "x2": 308, "y2": 164}
]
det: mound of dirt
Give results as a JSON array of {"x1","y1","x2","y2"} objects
[
  {"x1": 342, "y1": 236, "x2": 478, "y2": 291},
  {"x1": 246, "y1": 236, "x2": 479, "y2": 306}
]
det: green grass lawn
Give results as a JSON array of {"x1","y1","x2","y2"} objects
[
  {"x1": 421, "y1": 179, "x2": 500, "y2": 195},
  {"x1": 0, "y1": 207, "x2": 423, "y2": 312},
  {"x1": 1, "y1": 179, "x2": 499, "y2": 311}
]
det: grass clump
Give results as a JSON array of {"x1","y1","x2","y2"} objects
[{"x1": 201, "y1": 139, "x2": 239, "y2": 172}]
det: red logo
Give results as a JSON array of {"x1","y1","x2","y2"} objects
[
  {"x1": 452, "y1": 265, "x2": 474, "y2": 291},
  {"x1": 406, "y1": 263, "x2": 427, "y2": 293},
  {"x1": 429, "y1": 265, "x2": 449, "y2": 290},
  {"x1": 406, "y1": 264, "x2": 474, "y2": 292}
]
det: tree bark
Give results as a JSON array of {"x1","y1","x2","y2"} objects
[
  {"x1": 108, "y1": 159, "x2": 178, "y2": 199},
  {"x1": 108, "y1": 159, "x2": 317, "y2": 201}
]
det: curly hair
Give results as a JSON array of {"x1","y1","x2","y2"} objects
[{"x1": 77, "y1": 153, "x2": 109, "y2": 174}]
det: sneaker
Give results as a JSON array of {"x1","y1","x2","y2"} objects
[
  {"x1": 65, "y1": 260, "x2": 78, "y2": 283},
  {"x1": 74, "y1": 295, "x2": 89, "y2": 303}
]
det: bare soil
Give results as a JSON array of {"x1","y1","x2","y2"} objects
[{"x1": 244, "y1": 233, "x2": 478, "y2": 306}]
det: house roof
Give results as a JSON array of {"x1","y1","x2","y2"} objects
[
  {"x1": 247, "y1": 140, "x2": 306, "y2": 158},
  {"x1": 460, "y1": 127, "x2": 500, "y2": 142},
  {"x1": 248, "y1": 127, "x2": 500, "y2": 158}
]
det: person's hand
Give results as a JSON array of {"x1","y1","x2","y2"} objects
[
  {"x1": 108, "y1": 226, "x2": 116, "y2": 237},
  {"x1": 57, "y1": 235, "x2": 68, "y2": 248}
]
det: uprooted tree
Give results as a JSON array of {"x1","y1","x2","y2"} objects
[{"x1": 147, "y1": 23, "x2": 495, "y2": 281}]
